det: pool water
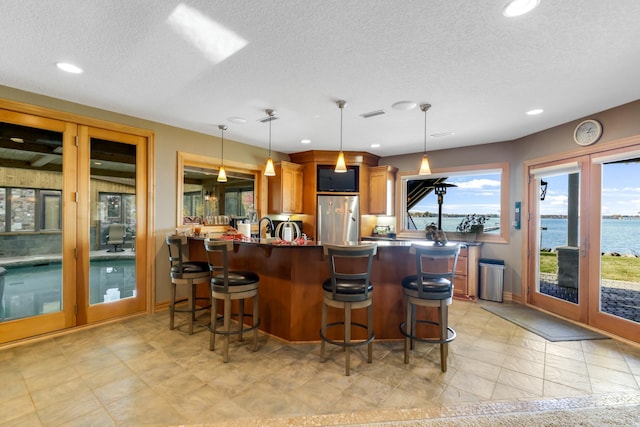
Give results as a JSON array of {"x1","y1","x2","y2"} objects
[{"x1": 0, "y1": 259, "x2": 136, "y2": 321}]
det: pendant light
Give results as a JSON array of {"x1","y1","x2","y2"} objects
[
  {"x1": 335, "y1": 100, "x2": 347, "y2": 173},
  {"x1": 217, "y1": 124, "x2": 228, "y2": 182},
  {"x1": 264, "y1": 109, "x2": 276, "y2": 176},
  {"x1": 418, "y1": 103, "x2": 432, "y2": 175}
]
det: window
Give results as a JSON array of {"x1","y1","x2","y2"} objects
[
  {"x1": 40, "y1": 190, "x2": 62, "y2": 230},
  {"x1": 0, "y1": 188, "x2": 62, "y2": 232},
  {"x1": 399, "y1": 163, "x2": 510, "y2": 243}
]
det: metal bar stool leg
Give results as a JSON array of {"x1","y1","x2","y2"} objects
[
  {"x1": 367, "y1": 303, "x2": 373, "y2": 363},
  {"x1": 223, "y1": 295, "x2": 231, "y2": 363},
  {"x1": 440, "y1": 302, "x2": 448, "y2": 372},
  {"x1": 345, "y1": 302, "x2": 352, "y2": 376},
  {"x1": 404, "y1": 301, "x2": 412, "y2": 364},
  {"x1": 238, "y1": 299, "x2": 245, "y2": 342},
  {"x1": 320, "y1": 301, "x2": 327, "y2": 361},
  {"x1": 252, "y1": 294, "x2": 259, "y2": 351},
  {"x1": 210, "y1": 298, "x2": 218, "y2": 351},
  {"x1": 169, "y1": 282, "x2": 177, "y2": 330},
  {"x1": 188, "y1": 283, "x2": 196, "y2": 335}
]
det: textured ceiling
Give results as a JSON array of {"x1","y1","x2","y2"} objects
[{"x1": 2, "y1": 1, "x2": 640, "y2": 157}]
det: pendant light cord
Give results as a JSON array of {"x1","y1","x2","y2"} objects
[
  {"x1": 340, "y1": 106, "x2": 343, "y2": 152},
  {"x1": 269, "y1": 115, "x2": 272, "y2": 156},
  {"x1": 420, "y1": 103, "x2": 431, "y2": 154},
  {"x1": 218, "y1": 124, "x2": 227, "y2": 165},
  {"x1": 423, "y1": 108, "x2": 427, "y2": 153}
]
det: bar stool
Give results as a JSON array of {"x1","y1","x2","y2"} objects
[
  {"x1": 166, "y1": 235, "x2": 211, "y2": 335},
  {"x1": 400, "y1": 243, "x2": 460, "y2": 372},
  {"x1": 320, "y1": 243, "x2": 377, "y2": 376},
  {"x1": 204, "y1": 239, "x2": 260, "y2": 362}
]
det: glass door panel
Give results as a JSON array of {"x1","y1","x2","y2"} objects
[
  {"x1": 588, "y1": 155, "x2": 640, "y2": 340},
  {"x1": 529, "y1": 159, "x2": 587, "y2": 322},
  {"x1": 0, "y1": 113, "x2": 76, "y2": 343},
  {"x1": 78, "y1": 126, "x2": 146, "y2": 324}
]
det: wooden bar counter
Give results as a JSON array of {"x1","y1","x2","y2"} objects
[{"x1": 188, "y1": 238, "x2": 475, "y2": 343}]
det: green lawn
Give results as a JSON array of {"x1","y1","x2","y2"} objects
[{"x1": 539, "y1": 251, "x2": 640, "y2": 282}]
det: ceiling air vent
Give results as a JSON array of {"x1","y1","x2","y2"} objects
[{"x1": 360, "y1": 109, "x2": 386, "y2": 119}]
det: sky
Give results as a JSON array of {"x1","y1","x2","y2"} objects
[
  {"x1": 409, "y1": 172, "x2": 502, "y2": 216},
  {"x1": 408, "y1": 161, "x2": 640, "y2": 217},
  {"x1": 542, "y1": 161, "x2": 640, "y2": 216}
]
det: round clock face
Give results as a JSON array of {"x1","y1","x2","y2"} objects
[{"x1": 574, "y1": 119, "x2": 602, "y2": 146}]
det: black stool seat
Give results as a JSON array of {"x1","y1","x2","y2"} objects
[
  {"x1": 171, "y1": 261, "x2": 209, "y2": 278},
  {"x1": 321, "y1": 278, "x2": 373, "y2": 302},
  {"x1": 212, "y1": 271, "x2": 260, "y2": 289},
  {"x1": 401, "y1": 276, "x2": 453, "y2": 300}
]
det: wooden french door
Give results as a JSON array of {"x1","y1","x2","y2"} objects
[
  {"x1": 0, "y1": 107, "x2": 149, "y2": 344},
  {"x1": 526, "y1": 144, "x2": 640, "y2": 343},
  {"x1": 76, "y1": 126, "x2": 148, "y2": 324}
]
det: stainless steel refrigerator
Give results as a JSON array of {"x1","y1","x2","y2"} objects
[{"x1": 316, "y1": 195, "x2": 359, "y2": 244}]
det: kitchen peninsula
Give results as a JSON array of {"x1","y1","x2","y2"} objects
[{"x1": 188, "y1": 237, "x2": 480, "y2": 342}]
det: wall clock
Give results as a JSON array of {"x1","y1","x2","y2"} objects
[{"x1": 573, "y1": 119, "x2": 603, "y2": 146}]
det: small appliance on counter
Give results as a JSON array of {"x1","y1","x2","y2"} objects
[{"x1": 272, "y1": 220, "x2": 303, "y2": 241}]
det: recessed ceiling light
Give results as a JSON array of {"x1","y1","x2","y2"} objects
[
  {"x1": 227, "y1": 116, "x2": 247, "y2": 124},
  {"x1": 503, "y1": 0, "x2": 540, "y2": 17},
  {"x1": 526, "y1": 108, "x2": 544, "y2": 115},
  {"x1": 370, "y1": 143, "x2": 380, "y2": 148},
  {"x1": 10, "y1": 137, "x2": 24, "y2": 143},
  {"x1": 56, "y1": 62, "x2": 83, "y2": 74},
  {"x1": 391, "y1": 101, "x2": 417, "y2": 111},
  {"x1": 301, "y1": 139, "x2": 311, "y2": 144}
]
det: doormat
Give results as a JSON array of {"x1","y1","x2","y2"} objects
[{"x1": 482, "y1": 303, "x2": 609, "y2": 342}]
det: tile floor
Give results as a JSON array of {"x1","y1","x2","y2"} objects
[{"x1": 1, "y1": 300, "x2": 640, "y2": 426}]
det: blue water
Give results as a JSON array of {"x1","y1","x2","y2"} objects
[
  {"x1": 1, "y1": 259, "x2": 136, "y2": 321},
  {"x1": 540, "y1": 218, "x2": 640, "y2": 255},
  {"x1": 410, "y1": 216, "x2": 639, "y2": 254}
]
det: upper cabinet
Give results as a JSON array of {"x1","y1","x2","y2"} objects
[
  {"x1": 369, "y1": 165, "x2": 397, "y2": 215},
  {"x1": 268, "y1": 161, "x2": 304, "y2": 214}
]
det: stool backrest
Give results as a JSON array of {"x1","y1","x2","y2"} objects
[
  {"x1": 166, "y1": 235, "x2": 188, "y2": 275},
  {"x1": 323, "y1": 243, "x2": 377, "y2": 299},
  {"x1": 411, "y1": 243, "x2": 460, "y2": 298},
  {"x1": 204, "y1": 239, "x2": 234, "y2": 290}
]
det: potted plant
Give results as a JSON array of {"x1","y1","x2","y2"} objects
[{"x1": 456, "y1": 214, "x2": 488, "y2": 242}]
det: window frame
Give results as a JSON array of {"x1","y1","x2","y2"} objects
[{"x1": 396, "y1": 162, "x2": 510, "y2": 244}]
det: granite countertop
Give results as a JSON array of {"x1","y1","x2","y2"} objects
[{"x1": 187, "y1": 235, "x2": 473, "y2": 248}]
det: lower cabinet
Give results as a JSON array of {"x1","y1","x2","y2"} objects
[{"x1": 453, "y1": 244, "x2": 481, "y2": 300}]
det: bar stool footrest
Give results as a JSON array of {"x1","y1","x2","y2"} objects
[
  {"x1": 399, "y1": 320, "x2": 456, "y2": 344},
  {"x1": 320, "y1": 321, "x2": 375, "y2": 348},
  {"x1": 209, "y1": 314, "x2": 261, "y2": 337}
]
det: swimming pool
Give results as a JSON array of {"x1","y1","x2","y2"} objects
[{"x1": 0, "y1": 259, "x2": 136, "y2": 321}]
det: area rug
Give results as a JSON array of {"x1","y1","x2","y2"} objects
[{"x1": 481, "y1": 303, "x2": 609, "y2": 341}]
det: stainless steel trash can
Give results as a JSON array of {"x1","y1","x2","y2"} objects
[{"x1": 478, "y1": 259, "x2": 505, "y2": 302}]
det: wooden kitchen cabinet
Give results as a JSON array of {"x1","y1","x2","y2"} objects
[
  {"x1": 453, "y1": 244, "x2": 480, "y2": 300},
  {"x1": 369, "y1": 165, "x2": 397, "y2": 215},
  {"x1": 268, "y1": 161, "x2": 304, "y2": 214}
]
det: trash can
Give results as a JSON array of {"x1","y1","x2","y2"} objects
[{"x1": 478, "y1": 259, "x2": 505, "y2": 302}]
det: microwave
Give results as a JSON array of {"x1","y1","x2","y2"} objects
[{"x1": 316, "y1": 165, "x2": 359, "y2": 192}]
